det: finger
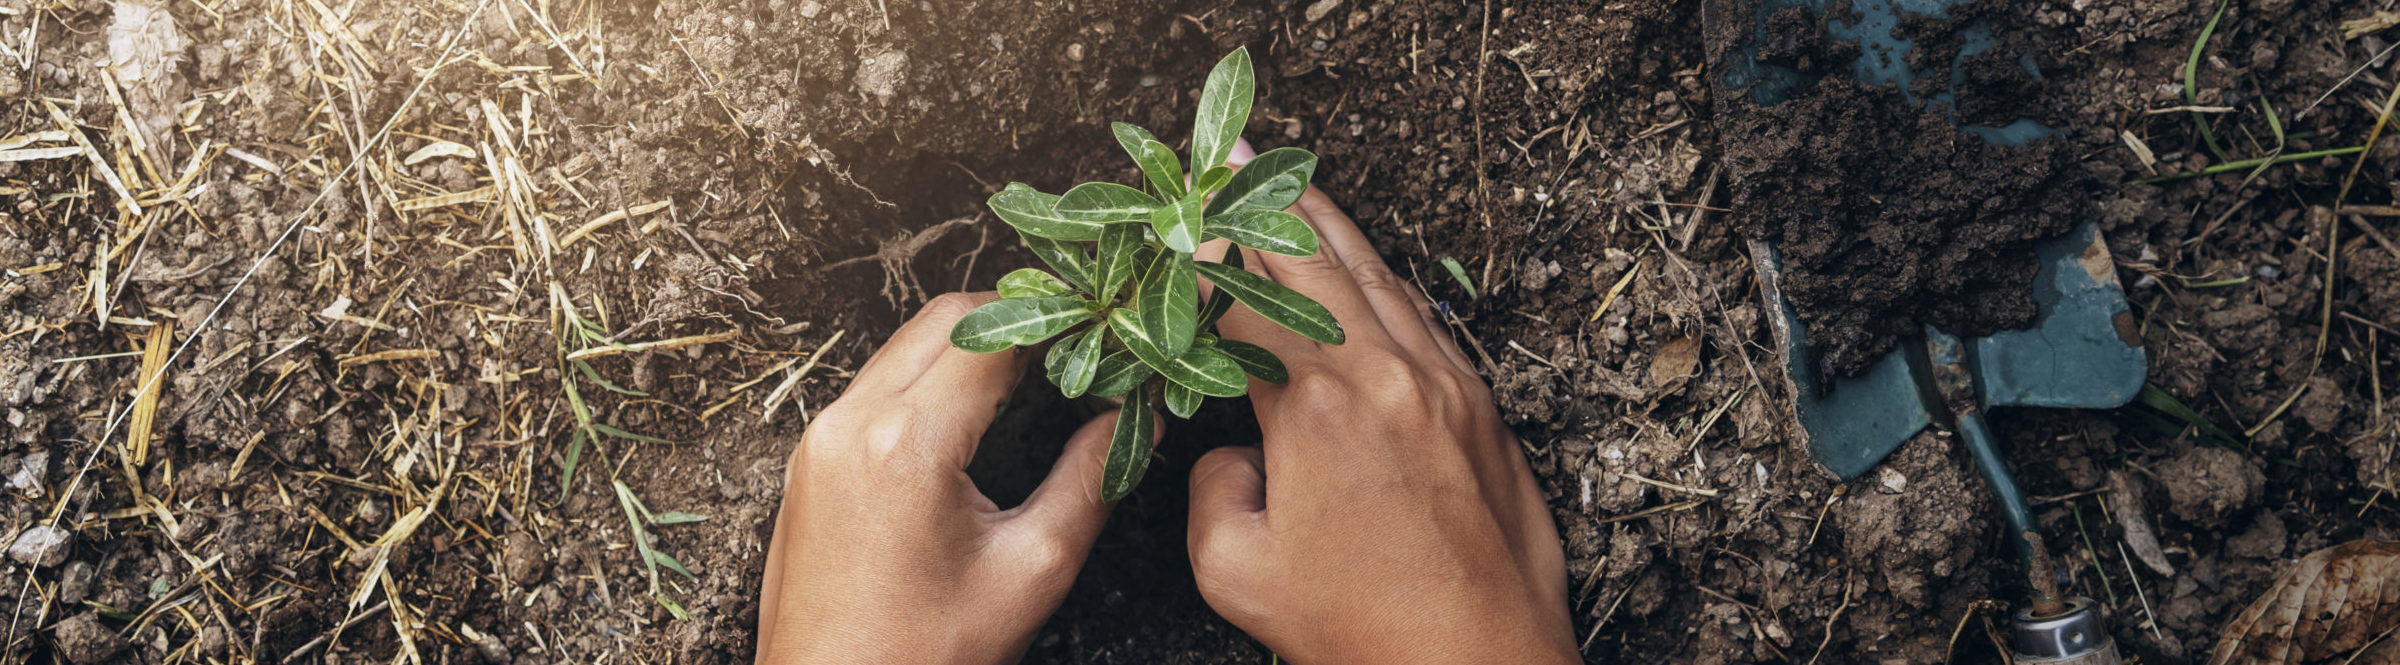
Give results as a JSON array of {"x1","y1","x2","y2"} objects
[
  {"x1": 905, "y1": 296, "x2": 1038, "y2": 468},
  {"x1": 1227, "y1": 138, "x2": 1259, "y2": 166},
  {"x1": 1212, "y1": 170, "x2": 1385, "y2": 352},
  {"x1": 1186, "y1": 445, "x2": 1267, "y2": 570},
  {"x1": 1287, "y1": 185, "x2": 1441, "y2": 357},
  {"x1": 849, "y1": 292, "x2": 996, "y2": 396},
  {"x1": 1403, "y1": 278, "x2": 1477, "y2": 375},
  {"x1": 1213, "y1": 246, "x2": 1324, "y2": 364},
  {"x1": 1004, "y1": 410, "x2": 1125, "y2": 550}
]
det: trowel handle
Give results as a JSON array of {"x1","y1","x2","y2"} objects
[{"x1": 1958, "y1": 411, "x2": 2037, "y2": 566}]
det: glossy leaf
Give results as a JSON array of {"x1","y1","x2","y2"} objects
[
  {"x1": 997, "y1": 268, "x2": 1074, "y2": 298},
  {"x1": 1020, "y1": 231, "x2": 1093, "y2": 292},
  {"x1": 1109, "y1": 309, "x2": 1247, "y2": 397},
  {"x1": 1215, "y1": 339, "x2": 1289, "y2": 384},
  {"x1": 1199, "y1": 246, "x2": 1244, "y2": 327},
  {"x1": 1164, "y1": 381, "x2": 1202, "y2": 418},
  {"x1": 1055, "y1": 182, "x2": 1160, "y2": 223},
  {"x1": 1191, "y1": 166, "x2": 1232, "y2": 195},
  {"x1": 1095, "y1": 222, "x2": 1143, "y2": 298},
  {"x1": 1191, "y1": 47, "x2": 1255, "y2": 179},
  {"x1": 1205, "y1": 147, "x2": 1315, "y2": 216},
  {"x1": 1205, "y1": 209, "x2": 1319, "y2": 256},
  {"x1": 1137, "y1": 251, "x2": 1200, "y2": 356},
  {"x1": 1046, "y1": 327, "x2": 1104, "y2": 398},
  {"x1": 1089, "y1": 349, "x2": 1154, "y2": 398},
  {"x1": 1101, "y1": 388, "x2": 1158, "y2": 502},
  {"x1": 1195, "y1": 261, "x2": 1344, "y2": 344},
  {"x1": 1151, "y1": 198, "x2": 1204, "y2": 253},
  {"x1": 1113, "y1": 123, "x2": 1187, "y2": 199},
  {"x1": 1206, "y1": 173, "x2": 1304, "y2": 217},
  {"x1": 950, "y1": 296, "x2": 1092, "y2": 353},
  {"x1": 990, "y1": 182, "x2": 1104, "y2": 241}
]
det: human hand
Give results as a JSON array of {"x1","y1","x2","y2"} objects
[
  {"x1": 755, "y1": 292, "x2": 1130, "y2": 664},
  {"x1": 1186, "y1": 143, "x2": 1577, "y2": 664}
]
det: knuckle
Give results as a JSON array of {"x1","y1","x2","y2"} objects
[
  {"x1": 1349, "y1": 262, "x2": 1405, "y2": 295},
  {"x1": 921, "y1": 292, "x2": 988, "y2": 321},
  {"x1": 1280, "y1": 369, "x2": 1351, "y2": 412}
]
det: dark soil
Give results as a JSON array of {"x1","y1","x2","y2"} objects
[
  {"x1": 4, "y1": 0, "x2": 2399, "y2": 664},
  {"x1": 1710, "y1": 0, "x2": 2090, "y2": 378}
]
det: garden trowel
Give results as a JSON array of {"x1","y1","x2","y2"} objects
[{"x1": 1715, "y1": 0, "x2": 2142, "y2": 661}]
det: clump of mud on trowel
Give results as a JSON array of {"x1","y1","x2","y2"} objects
[{"x1": 1714, "y1": 3, "x2": 2090, "y2": 378}]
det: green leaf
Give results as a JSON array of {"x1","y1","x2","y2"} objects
[
  {"x1": 1089, "y1": 350, "x2": 1154, "y2": 398},
  {"x1": 559, "y1": 427, "x2": 588, "y2": 498},
  {"x1": 1439, "y1": 257, "x2": 1477, "y2": 299},
  {"x1": 1205, "y1": 209, "x2": 1319, "y2": 257},
  {"x1": 990, "y1": 182, "x2": 1104, "y2": 241},
  {"x1": 574, "y1": 360, "x2": 650, "y2": 396},
  {"x1": 1199, "y1": 246, "x2": 1244, "y2": 327},
  {"x1": 1207, "y1": 174, "x2": 1304, "y2": 217},
  {"x1": 1095, "y1": 222, "x2": 1144, "y2": 298},
  {"x1": 997, "y1": 268, "x2": 1075, "y2": 298},
  {"x1": 1101, "y1": 388, "x2": 1159, "y2": 502},
  {"x1": 1113, "y1": 123, "x2": 1188, "y2": 199},
  {"x1": 1137, "y1": 251, "x2": 1200, "y2": 356},
  {"x1": 1205, "y1": 147, "x2": 1315, "y2": 216},
  {"x1": 1020, "y1": 231, "x2": 1093, "y2": 292},
  {"x1": 1215, "y1": 339, "x2": 1289, "y2": 384},
  {"x1": 1055, "y1": 182, "x2": 1160, "y2": 223},
  {"x1": 651, "y1": 549, "x2": 699, "y2": 581},
  {"x1": 611, "y1": 480, "x2": 663, "y2": 592},
  {"x1": 1164, "y1": 381, "x2": 1202, "y2": 418},
  {"x1": 1046, "y1": 328, "x2": 1104, "y2": 398},
  {"x1": 653, "y1": 512, "x2": 709, "y2": 525},
  {"x1": 1191, "y1": 166, "x2": 1232, "y2": 195},
  {"x1": 657, "y1": 595, "x2": 690, "y2": 621},
  {"x1": 1151, "y1": 198, "x2": 1204, "y2": 253},
  {"x1": 1109, "y1": 309, "x2": 1247, "y2": 397},
  {"x1": 1191, "y1": 47, "x2": 1255, "y2": 178},
  {"x1": 592, "y1": 423, "x2": 672, "y2": 444},
  {"x1": 949, "y1": 296, "x2": 1094, "y2": 353},
  {"x1": 1195, "y1": 261, "x2": 1344, "y2": 344}
]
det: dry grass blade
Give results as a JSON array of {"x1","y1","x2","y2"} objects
[
  {"x1": 562, "y1": 330, "x2": 740, "y2": 362},
  {"x1": 127, "y1": 322, "x2": 172, "y2": 465}
]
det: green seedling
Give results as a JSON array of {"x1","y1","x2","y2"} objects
[{"x1": 950, "y1": 47, "x2": 1342, "y2": 501}]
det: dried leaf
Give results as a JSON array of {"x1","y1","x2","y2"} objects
[
  {"x1": 1646, "y1": 337, "x2": 1701, "y2": 390},
  {"x1": 2109, "y1": 470, "x2": 2176, "y2": 576},
  {"x1": 2208, "y1": 540, "x2": 2400, "y2": 665}
]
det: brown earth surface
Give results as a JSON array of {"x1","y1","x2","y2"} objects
[{"x1": 2, "y1": 0, "x2": 2398, "y2": 663}]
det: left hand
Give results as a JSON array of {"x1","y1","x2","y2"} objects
[{"x1": 754, "y1": 292, "x2": 1127, "y2": 665}]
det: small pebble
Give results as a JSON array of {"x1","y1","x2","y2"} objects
[
  {"x1": 1067, "y1": 43, "x2": 1085, "y2": 62},
  {"x1": 9, "y1": 524, "x2": 72, "y2": 567},
  {"x1": 1304, "y1": 0, "x2": 1343, "y2": 23},
  {"x1": 1138, "y1": 74, "x2": 1160, "y2": 88}
]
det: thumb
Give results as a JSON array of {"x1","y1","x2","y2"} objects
[
  {"x1": 1186, "y1": 445, "x2": 1267, "y2": 573},
  {"x1": 1227, "y1": 137, "x2": 1259, "y2": 166},
  {"x1": 1011, "y1": 410, "x2": 1123, "y2": 547}
]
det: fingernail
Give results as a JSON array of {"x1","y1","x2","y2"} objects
[{"x1": 1227, "y1": 138, "x2": 1257, "y2": 166}]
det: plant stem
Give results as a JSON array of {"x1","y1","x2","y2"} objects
[{"x1": 2134, "y1": 145, "x2": 2366, "y2": 184}]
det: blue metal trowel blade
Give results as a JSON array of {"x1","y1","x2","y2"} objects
[
  {"x1": 1750, "y1": 239, "x2": 1935, "y2": 480},
  {"x1": 1972, "y1": 222, "x2": 2146, "y2": 410}
]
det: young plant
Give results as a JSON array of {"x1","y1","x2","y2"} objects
[{"x1": 950, "y1": 47, "x2": 1342, "y2": 501}]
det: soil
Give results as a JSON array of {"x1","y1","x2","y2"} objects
[
  {"x1": 1712, "y1": 0, "x2": 2092, "y2": 377},
  {"x1": 2, "y1": 0, "x2": 2398, "y2": 664}
]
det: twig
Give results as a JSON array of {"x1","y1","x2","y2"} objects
[
  {"x1": 1805, "y1": 572, "x2": 1857, "y2": 665},
  {"x1": 280, "y1": 601, "x2": 391, "y2": 664}
]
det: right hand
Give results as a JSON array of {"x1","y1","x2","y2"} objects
[{"x1": 1186, "y1": 157, "x2": 1578, "y2": 664}]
